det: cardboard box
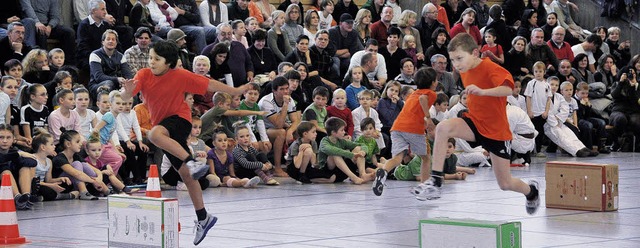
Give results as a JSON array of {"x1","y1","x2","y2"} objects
[
  {"x1": 546, "y1": 161, "x2": 618, "y2": 211},
  {"x1": 419, "y1": 218, "x2": 521, "y2": 248},
  {"x1": 108, "y1": 195, "x2": 179, "y2": 248}
]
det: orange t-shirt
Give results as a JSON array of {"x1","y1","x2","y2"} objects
[
  {"x1": 133, "y1": 68, "x2": 208, "y2": 126},
  {"x1": 391, "y1": 88, "x2": 437, "y2": 134},
  {"x1": 461, "y1": 58, "x2": 514, "y2": 141}
]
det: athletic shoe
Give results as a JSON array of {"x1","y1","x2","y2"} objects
[
  {"x1": 187, "y1": 160, "x2": 209, "y2": 179},
  {"x1": 372, "y1": 169, "x2": 388, "y2": 196},
  {"x1": 79, "y1": 191, "x2": 98, "y2": 200},
  {"x1": 414, "y1": 178, "x2": 441, "y2": 201},
  {"x1": 193, "y1": 214, "x2": 218, "y2": 245},
  {"x1": 526, "y1": 180, "x2": 540, "y2": 215},
  {"x1": 14, "y1": 194, "x2": 30, "y2": 210},
  {"x1": 298, "y1": 175, "x2": 312, "y2": 184},
  {"x1": 176, "y1": 182, "x2": 188, "y2": 191},
  {"x1": 243, "y1": 176, "x2": 261, "y2": 188},
  {"x1": 575, "y1": 148, "x2": 591, "y2": 157},
  {"x1": 512, "y1": 158, "x2": 525, "y2": 164}
]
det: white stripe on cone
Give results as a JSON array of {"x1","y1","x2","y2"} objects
[
  {"x1": 0, "y1": 186, "x2": 11, "y2": 199},
  {"x1": 0, "y1": 212, "x2": 18, "y2": 225}
]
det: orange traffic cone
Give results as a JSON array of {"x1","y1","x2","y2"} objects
[
  {"x1": 0, "y1": 173, "x2": 27, "y2": 244},
  {"x1": 146, "y1": 164, "x2": 162, "y2": 198}
]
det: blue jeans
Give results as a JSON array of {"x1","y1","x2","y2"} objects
[
  {"x1": 20, "y1": 18, "x2": 37, "y2": 47},
  {"x1": 179, "y1": 25, "x2": 207, "y2": 54}
]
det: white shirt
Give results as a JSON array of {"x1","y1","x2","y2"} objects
[
  {"x1": 303, "y1": 28, "x2": 316, "y2": 46},
  {"x1": 507, "y1": 94, "x2": 527, "y2": 112},
  {"x1": 571, "y1": 44, "x2": 596, "y2": 65},
  {"x1": 199, "y1": 0, "x2": 229, "y2": 27},
  {"x1": 0, "y1": 92, "x2": 10, "y2": 124},
  {"x1": 117, "y1": 110, "x2": 143, "y2": 142},
  {"x1": 348, "y1": 50, "x2": 388, "y2": 81},
  {"x1": 429, "y1": 105, "x2": 448, "y2": 122},
  {"x1": 148, "y1": 0, "x2": 178, "y2": 28},
  {"x1": 74, "y1": 109, "x2": 96, "y2": 138},
  {"x1": 258, "y1": 93, "x2": 297, "y2": 129},
  {"x1": 523, "y1": 79, "x2": 552, "y2": 116},
  {"x1": 318, "y1": 11, "x2": 334, "y2": 30},
  {"x1": 352, "y1": 106, "x2": 385, "y2": 149}
]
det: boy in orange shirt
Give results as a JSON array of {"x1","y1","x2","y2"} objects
[
  {"x1": 372, "y1": 67, "x2": 438, "y2": 196},
  {"x1": 420, "y1": 33, "x2": 539, "y2": 214},
  {"x1": 121, "y1": 40, "x2": 250, "y2": 245}
]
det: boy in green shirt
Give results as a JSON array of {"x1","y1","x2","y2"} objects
[
  {"x1": 238, "y1": 83, "x2": 272, "y2": 153},
  {"x1": 354, "y1": 117, "x2": 383, "y2": 170},
  {"x1": 318, "y1": 117, "x2": 375, "y2": 184},
  {"x1": 303, "y1": 86, "x2": 330, "y2": 143}
]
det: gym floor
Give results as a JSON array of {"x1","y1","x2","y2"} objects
[{"x1": 14, "y1": 152, "x2": 640, "y2": 247}]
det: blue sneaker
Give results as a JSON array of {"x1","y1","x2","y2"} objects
[{"x1": 193, "y1": 214, "x2": 217, "y2": 245}]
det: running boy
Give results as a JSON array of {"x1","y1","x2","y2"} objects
[
  {"x1": 371, "y1": 67, "x2": 437, "y2": 196},
  {"x1": 120, "y1": 40, "x2": 250, "y2": 245},
  {"x1": 418, "y1": 33, "x2": 539, "y2": 214}
]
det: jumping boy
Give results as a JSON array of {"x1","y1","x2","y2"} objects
[
  {"x1": 417, "y1": 33, "x2": 539, "y2": 214},
  {"x1": 121, "y1": 40, "x2": 250, "y2": 245}
]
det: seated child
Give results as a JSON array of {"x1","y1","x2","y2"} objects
[
  {"x1": 318, "y1": 117, "x2": 374, "y2": 184},
  {"x1": 303, "y1": 86, "x2": 330, "y2": 143},
  {"x1": 345, "y1": 66, "x2": 367, "y2": 110},
  {"x1": 0, "y1": 124, "x2": 39, "y2": 209},
  {"x1": 442, "y1": 138, "x2": 476, "y2": 180},
  {"x1": 573, "y1": 82, "x2": 611, "y2": 154},
  {"x1": 326, "y1": 88, "x2": 354, "y2": 139},
  {"x1": 445, "y1": 90, "x2": 467, "y2": 120},
  {"x1": 507, "y1": 104, "x2": 537, "y2": 166},
  {"x1": 206, "y1": 130, "x2": 261, "y2": 188},
  {"x1": 377, "y1": 81, "x2": 404, "y2": 133},
  {"x1": 84, "y1": 133, "x2": 136, "y2": 195},
  {"x1": 239, "y1": 83, "x2": 272, "y2": 153},
  {"x1": 543, "y1": 78, "x2": 597, "y2": 157},
  {"x1": 32, "y1": 132, "x2": 78, "y2": 201},
  {"x1": 232, "y1": 126, "x2": 279, "y2": 185},
  {"x1": 507, "y1": 79, "x2": 527, "y2": 112},
  {"x1": 354, "y1": 118, "x2": 384, "y2": 170},
  {"x1": 353, "y1": 90, "x2": 385, "y2": 149},
  {"x1": 201, "y1": 92, "x2": 265, "y2": 150},
  {"x1": 188, "y1": 116, "x2": 221, "y2": 188},
  {"x1": 429, "y1": 93, "x2": 449, "y2": 122},
  {"x1": 285, "y1": 121, "x2": 336, "y2": 184},
  {"x1": 399, "y1": 85, "x2": 414, "y2": 102}
]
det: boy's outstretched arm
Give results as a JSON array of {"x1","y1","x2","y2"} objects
[
  {"x1": 120, "y1": 78, "x2": 137, "y2": 102},
  {"x1": 208, "y1": 79, "x2": 252, "y2": 96}
]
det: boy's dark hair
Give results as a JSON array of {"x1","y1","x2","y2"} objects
[
  {"x1": 296, "y1": 121, "x2": 316, "y2": 137},
  {"x1": 586, "y1": 33, "x2": 602, "y2": 48},
  {"x1": 284, "y1": 70, "x2": 301, "y2": 80},
  {"x1": 271, "y1": 76, "x2": 289, "y2": 91},
  {"x1": 245, "y1": 82, "x2": 261, "y2": 92},
  {"x1": 447, "y1": 33, "x2": 478, "y2": 53},
  {"x1": 325, "y1": 117, "x2": 346, "y2": 135},
  {"x1": 360, "y1": 117, "x2": 375, "y2": 131},
  {"x1": 447, "y1": 138, "x2": 456, "y2": 146},
  {"x1": 414, "y1": 67, "x2": 437, "y2": 89},
  {"x1": 320, "y1": 0, "x2": 334, "y2": 10},
  {"x1": 31, "y1": 132, "x2": 53, "y2": 152},
  {"x1": 435, "y1": 93, "x2": 449, "y2": 105},
  {"x1": 3, "y1": 59, "x2": 22, "y2": 73},
  {"x1": 151, "y1": 40, "x2": 180, "y2": 69},
  {"x1": 484, "y1": 28, "x2": 497, "y2": 38},
  {"x1": 312, "y1": 86, "x2": 329, "y2": 98}
]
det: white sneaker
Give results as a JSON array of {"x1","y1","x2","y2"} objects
[
  {"x1": 193, "y1": 214, "x2": 217, "y2": 245},
  {"x1": 371, "y1": 169, "x2": 388, "y2": 196},
  {"x1": 244, "y1": 176, "x2": 261, "y2": 188},
  {"x1": 414, "y1": 178, "x2": 441, "y2": 201},
  {"x1": 176, "y1": 182, "x2": 188, "y2": 191},
  {"x1": 512, "y1": 158, "x2": 525, "y2": 164}
]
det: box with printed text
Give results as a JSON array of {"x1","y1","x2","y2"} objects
[
  {"x1": 546, "y1": 161, "x2": 618, "y2": 211},
  {"x1": 108, "y1": 195, "x2": 179, "y2": 248}
]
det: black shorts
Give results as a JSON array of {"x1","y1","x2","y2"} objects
[
  {"x1": 286, "y1": 161, "x2": 331, "y2": 181},
  {"x1": 158, "y1": 115, "x2": 192, "y2": 170},
  {"x1": 461, "y1": 117, "x2": 511, "y2": 160}
]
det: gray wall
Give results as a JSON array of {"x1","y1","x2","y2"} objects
[{"x1": 574, "y1": 0, "x2": 640, "y2": 56}]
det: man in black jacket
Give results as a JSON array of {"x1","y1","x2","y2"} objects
[
  {"x1": 0, "y1": 0, "x2": 36, "y2": 48},
  {"x1": 166, "y1": 0, "x2": 214, "y2": 53},
  {"x1": 76, "y1": 0, "x2": 114, "y2": 71},
  {"x1": 0, "y1": 22, "x2": 32, "y2": 67}
]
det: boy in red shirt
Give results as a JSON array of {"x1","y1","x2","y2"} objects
[
  {"x1": 372, "y1": 67, "x2": 438, "y2": 196},
  {"x1": 421, "y1": 33, "x2": 540, "y2": 215},
  {"x1": 121, "y1": 41, "x2": 250, "y2": 245}
]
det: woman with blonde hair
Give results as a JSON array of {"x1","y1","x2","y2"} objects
[
  {"x1": 22, "y1": 49, "x2": 55, "y2": 85},
  {"x1": 267, "y1": 10, "x2": 293, "y2": 62},
  {"x1": 397, "y1": 10, "x2": 424, "y2": 62},
  {"x1": 354, "y1": 9, "x2": 372, "y2": 46}
]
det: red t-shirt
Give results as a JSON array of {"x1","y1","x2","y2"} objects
[
  {"x1": 481, "y1": 44, "x2": 503, "y2": 57},
  {"x1": 391, "y1": 88, "x2": 437, "y2": 134},
  {"x1": 133, "y1": 68, "x2": 209, "y2": 126},
  {"x1": 461, "y1": 58, "x2": 514, "y2": 141}
]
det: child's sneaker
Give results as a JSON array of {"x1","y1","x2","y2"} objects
[
  {"x1": 414, "y1": 178, "x2": 441, "y2": 201},
  {"x1": 371, "y1": 169, "x2": 388, "y2": 196},
  {"x1": 176, "y1": 182, "x2": 188, "y2": 191},
  {"x1": 79, "y1": 191, "x2": 98, "y2": 200},
  {"x1": 243, "y1": 176, "x2": 261, "y2": 188},
  {"x1": 193, "y1": 214, "x2": 218, "y2": 245},
  {"x1": 14, "y1": 193, "x2": 30, "y2": 210},
  {"x1": 526, "y1": 180, "x2": 540, "y2": 215}
]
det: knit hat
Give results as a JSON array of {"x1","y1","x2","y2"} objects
[{"x1": 167, "y1": 28, "x2": 186, "y2": 42}]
